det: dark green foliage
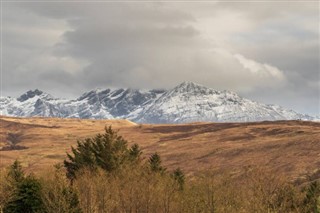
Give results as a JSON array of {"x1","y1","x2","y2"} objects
[
  {"x1": 303, "y1": 181, "x2": 320, "y2": 213},
  {"x1": 172, "y1": 168, "x2": 185, "y2": 190},
  {"x1": 4, "y1": 175, "x2": 43, "y2": 213},
  {"x1": 64, "y1": 126, "x2": 141, "y2": 180},
  {"x1": 148, "y1": 152, "x2": 166, "y2": 173},
  {"x1": 7, "y1": 160, "x2": 24, "y2": 183},
  {"x1": 129, "y1": 143, "x2": 142, "y2": 162},
  {"x1": 64, "y1": 138, "x2": 96, "y2": 180}
]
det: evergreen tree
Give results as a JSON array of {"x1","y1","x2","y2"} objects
[
  {"x1": 172, "y1": 168, "x2": 185, "y2": 191},
  {"x1": 148, "y1": 153, "x2": 166, "y2": 173},
  {"x1": 129, "y1": 144, "x2": 142, "y2": 162},
  {"x1": 7, "y1": 160, "x2": 24, "y2": 183},
  {"x1": 64, "y1": 138, "x2": 97, "y2": 180},
  {"x1": 4, "y1": 175, "x2": 44, "y2": 213},
  {"x1": 64, "y1": 126, "x2": 141, "y2": 180}
]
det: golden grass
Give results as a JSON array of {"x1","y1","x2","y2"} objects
[{"x1": 1, "y1": 116, "x2": 319, "y2": 182}]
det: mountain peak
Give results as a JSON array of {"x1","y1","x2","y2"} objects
[
  {"x1": 170, "y1": 81, "x2": 216, "y2": 95},
  {"x1": 177, "y1": 81, "x2": 203, "y2": 88},
  {"x1": 17, "y1": 89, "x2": 51, "y2": 102},
  {"x1": 1, "y1": 84, "x2": 313, "y2": 123}
]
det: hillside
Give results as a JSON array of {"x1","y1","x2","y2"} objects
[{"x1": 0, "y1": 116, "x2": 320, "y2": 182}]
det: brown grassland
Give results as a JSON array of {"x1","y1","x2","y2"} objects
[
  {"x1": 1, "y1": 116, "x2": 320, "y2": 212},
  {"x1": 1, "y1": 116, "x2": 320, "y2": 183}
]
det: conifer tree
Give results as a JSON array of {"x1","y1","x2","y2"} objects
[
  {"x1": 4, "y1": 175, "x2": 44, "y2": 213},
  {"x1": 7, "y1": 160, "x2": 24, "y2": 183},
  {"x1": 148, "y1": 153, "x2": 166, "y2": 173},
  {"x1": 172, "y1": 168, "x2": 185, "y2": 191},
  {"x1": 64, "y1": 126, "x2": 141, "y2": 180},
  {"x1": 129, "y1": 143, "x2": 142, "y2": 162}
]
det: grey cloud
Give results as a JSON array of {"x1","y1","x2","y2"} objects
[{"x1": 2, "y1": 2, "x2": 319, "y2": 115}]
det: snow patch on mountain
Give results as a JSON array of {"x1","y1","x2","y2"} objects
[{"x1": 0, "y1": 82, "x2": 314, "y2": 123}]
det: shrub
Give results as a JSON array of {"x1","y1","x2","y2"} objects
[{"x1": 40, "y1": 164, "x2": 82, "y2": 213}]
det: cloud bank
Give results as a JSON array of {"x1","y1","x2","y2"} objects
[{"x1": 2, "y1": 1, "x2": 319, "y2": 115}]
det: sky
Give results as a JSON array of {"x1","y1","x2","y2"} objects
[{"x1": 1, "y1": 0, "x2": 319, "y2": 116}]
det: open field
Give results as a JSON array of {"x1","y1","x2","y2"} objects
[{"x1": 1, "y1": 116, "x2": 320, "y2": 182}]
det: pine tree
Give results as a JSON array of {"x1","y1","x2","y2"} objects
[
  {"x1": 4, "y1": 175, "x2": 44, "y2": 213},
  {"x1": 129, "y1": 144, "x2": 142, "y2": 162},
  {"x1": 7, "y1": 160, "x2": 24, "y2": 183},
  {"x1": 172, "y1": 168, "x2": 185, "y2": 191},
  {"x1": 64, "y1": 126, "x2": 141, "y2": 180},
  {"x1": 64, "y1": 138, "x2": 97, "y2": 180},
  {"x1": 148, "y1": 153, "x2": 166, "y2": 173}
]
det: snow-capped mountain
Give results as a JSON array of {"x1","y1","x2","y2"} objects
[
  {"x1": 0, "y1": 82, "x2": 314, "y2": 123},
  {"x1": 134, "y1": 82, "x2": 313, "y2": 123}
]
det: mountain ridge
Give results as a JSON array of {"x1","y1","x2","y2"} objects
[{"x1": 0, "y1": 82, "x2": 314, "y2": 123}]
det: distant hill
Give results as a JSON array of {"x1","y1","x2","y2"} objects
[
  {"x1": 0, "y1": 82, "x2": 314, "y2": 123},
  {"x1": 1, "y1": 116, "x2": 320, "y2": 183}
]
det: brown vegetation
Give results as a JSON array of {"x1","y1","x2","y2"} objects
[
  {"x1": 1, "y1": 124, "x2": 320, "y2": 213},
  {"x1": 1, "y1": 162, "x2": 319, "y2": 213},
  {"x1": 0, "y1": 116, "x2": 320, "y2": 183}
]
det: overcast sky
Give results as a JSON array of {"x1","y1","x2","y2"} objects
[{"x1": 1, "y1": 1, "x2": 319, "y2": 116}]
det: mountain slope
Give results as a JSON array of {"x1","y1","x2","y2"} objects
[
  {"x1": 0, "y1": 82, "x2": 313, "y2": 123},
  {"x1": 136, "y1": 82, "x2": 313, "y2": 123}
]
